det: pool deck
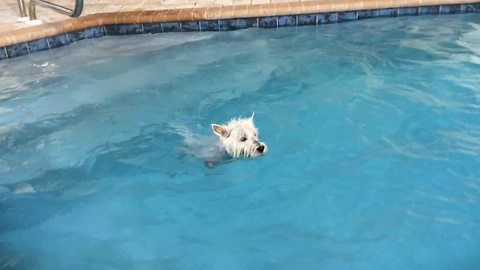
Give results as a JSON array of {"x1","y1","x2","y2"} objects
[{"x1": 1, "y1": 0, "x2": 479, "y2": 48}]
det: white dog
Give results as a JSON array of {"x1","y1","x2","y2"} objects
[
  {"x1": 211, "y1": 113, "x2": 267, "y2": 159},
  {"x1": 173, "y1": 113, "x2": 267, "y2": 167}
]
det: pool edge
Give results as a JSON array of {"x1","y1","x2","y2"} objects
[{"x1": 1, "y1": 1, "x2": 479, "y2": 60}]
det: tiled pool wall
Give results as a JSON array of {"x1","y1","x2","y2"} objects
[{"x1": 1, "y1": 3, "x2": 479, "y2": 61}]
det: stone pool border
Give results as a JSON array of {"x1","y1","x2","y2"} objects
[{"x1": 1, "y1": 0, "x2": 479, "y2": 60}]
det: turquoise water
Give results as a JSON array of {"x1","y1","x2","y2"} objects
[{"x1": 1, "y1": 14, "x2": 480, "y2": 269}]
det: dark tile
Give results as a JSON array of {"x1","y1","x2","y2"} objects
[
  {"x1": 219, "y1": 19, "x2": 245, "y2": 31},
  {"x1": 317, "y1": 12, "x2": 338, "y2": 24},
  {"x1": 126, "y1": 24, "x2": 143, "y2": 34},
  {"x1": 181, "y1": 21, "x2": 200, "y2": 31},
  {"x1": 470, "y1": 3, "x2": 480, "y2": 12},
  {"x1": 461, "y1": 3, "x2": 480, "y2": 13},
  {"x1": 258, "y1": 16, "x2": 277, "y2": 28},
  {"x1": 104, "y1": 24, "x2": 144, "y2": 35},
  {"x1": 104, "y1": 25, "x2": 118, "y2": 35},
  {"x1": 6, "y1": 43, "x2": 29, "y2": 58},
  {"x1": 418, "y1": 6, "x2": 439, "y2": 15},
  {"x1": 358, "y1": 10, "x2": 378, "y2": 19},
  {"x1": 439, "y1": 4, "x2": 461, "y2": 14},
  {"x1": 143, "y1": 23, "x2": 163, "y2": 33},
  {"x1": 277, "y1": 15, "x2": 296, "y2": 27},
  {"x1": 85, "y1": 26, "x2": 105, "y2": 38},
  {"x1": 27, "y1": 39, "x2": 49, "y2": 53},
  {"x1": 245, "y1": 18, "x2": 258, "y2": 28},
  {"x1": 399, "y1": 7, "x2": 418, "y2": 16},
  {"x1": 200, "y1": 20, "x2": 219, "y2": 31},
  {"x1": 161, "y1": 22, "x2": 181, "y2": 32},
  {"x1": 67, "y1": 31, "x2": 86, "y2": 42},
  {"x1": 298, "y1": 14, "x2": 316, "y2": 26},
  {"x1": 378, "y1": 8, "x2": 398, "y2": 17},
  {"x1": 127, "y1": 24, "x2": 145, "y2": 34},
  {"x1": 237, "y1": 19, "x2": 248, "y2": 29},
  {"x1": 46, "y1": 34, "x2": 70, "y2": 48},
  {"x1": 338, "y1": 11, "x2": 358, "y2": 22},
  {"x1": 0, "y1": 47, "x2": 8, "y2": 60}
]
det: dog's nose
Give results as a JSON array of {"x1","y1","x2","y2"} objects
[{"x1": 257, "y1": 145, "x2": 265, "y2": 153}]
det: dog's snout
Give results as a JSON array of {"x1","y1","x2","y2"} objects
[{"x1": 256, "y1": 145, "x2": 265, "y2": 153}]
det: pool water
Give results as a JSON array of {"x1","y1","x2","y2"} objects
[{"x1": 1, "y1": 14, "x2": 480, "y2": 270}]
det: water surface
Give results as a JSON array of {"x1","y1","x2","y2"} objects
[{"x1": 1, "y1": 14, "x2": 480, "y2": 270}]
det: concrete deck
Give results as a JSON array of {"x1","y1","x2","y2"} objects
[{"x1": 2, "y1": 0, "x2": 301, "y2": 32}]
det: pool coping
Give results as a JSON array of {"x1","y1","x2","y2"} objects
[{"x1": 1, "y1": 0, "x2": 479, "y2": 60}]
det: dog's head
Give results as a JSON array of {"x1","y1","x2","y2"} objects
[{"x1": 211, "y1": 113, "x2": 267, "y2": 158}]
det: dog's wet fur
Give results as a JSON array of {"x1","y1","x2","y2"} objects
[
  {"x1": 174, "y1": 113, "x2": 267, "y2": 167},
  {"x1": 211, "y1": 113, "x2": 267, "y2": 159}
]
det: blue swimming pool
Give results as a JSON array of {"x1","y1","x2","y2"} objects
[{"x1": 1, "y1": 13, "x2": 480, "y2": 269}]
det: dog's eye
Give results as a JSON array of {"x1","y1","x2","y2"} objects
[{"x1": 240, "y1": 137, "x2": 247, "y2": 142}]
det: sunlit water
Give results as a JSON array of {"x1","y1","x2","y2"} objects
[{"x1": 1, "y1": 14, "x2": 480, "y2": 270}]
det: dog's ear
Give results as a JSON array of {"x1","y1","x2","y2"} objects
[{"x1": 211, "y1": 124, "x2": 229, "y2": 138}]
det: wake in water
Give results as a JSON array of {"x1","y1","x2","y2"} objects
[{"x1": 169, "y1": 124, "x2": 231, "y2": 167}]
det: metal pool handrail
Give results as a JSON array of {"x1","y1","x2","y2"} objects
[
  {"x1": 29, "y1": 0, "x2": 83, "y2": 20},
  {"x1": 17, "y1": 0, "x2": 28, "y2": 17}
]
